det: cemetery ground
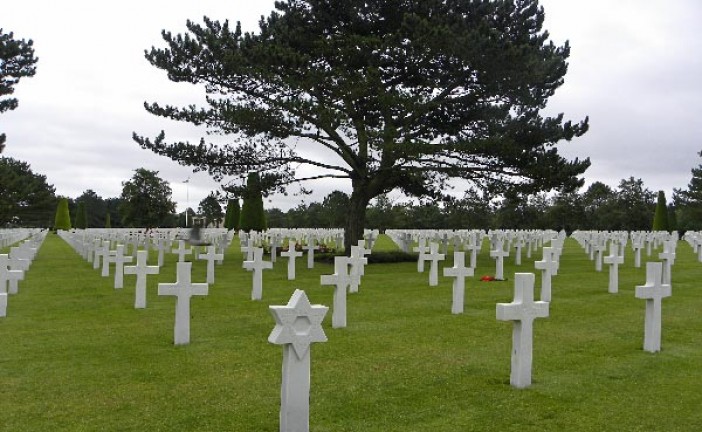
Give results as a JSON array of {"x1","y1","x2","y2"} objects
[{"x1": 1, "y1": 233, "x2": 701, "y2": 431}]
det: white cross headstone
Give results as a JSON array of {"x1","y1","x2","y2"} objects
[
  {"x1": 496, "y1": 273, "x2": 549, "y2": 388},
  {"x1": 304, "y1": 239, "x2": 319, "y2": 269},
  {"x1": 443, "y1": 251, "x2": 474, "y2": 314},
  {"x1": 281, "y1": 240, "x2": 303, "y2": 280},
  {"x1": 658, "y1": 241, "x2": 675, "y2": 286},
  {"x1": 320, "y1": 257, "x2": 352, "y2": 328},
  {"x1": 243, "y1": 247, "x2": 273, "y2": 300},
  {"x1": 172, "y1": 240, "x2": 193, "y2": 263},
  {"x1": 158, "y1": 261, "x2": 209, "y2": 345},
  {"x1": 534, "y1": 246, "x2": 558, "y2": 302},
  {"x1": 0, "y1": 254, "x2": 24, "y2": 296},
  {"x1": 635, "y1": 262, "x2": 671, "y2": 353},
  {"x1": 124, "y1": 250, "x2": 160, "y2": 309},
  {"x1": 348, "y1": 245, "x2": 368, "y2": 293},
  {"x1": 93, "y1": 239, "x2": 107, "y2": 270},
  {"x1": 423, "y1": 243, "x2": 445, "y2": 286},
  {"x1": 112, "y1": 244, "x2": 133, "y2": 289},
  {"x1": 490, "y1": 238, "x2": 509, "y2": 280},
  {"x1": 199, "y1": 245, "x2": 224, "y2": 284},
  {"x1": 413, "y1": 237, "x2": 429, "y2": 272},
  {"x1": 101, "y1": 241, "x2": 114, "y2": 278},
  {"x1": 603, "y1": 242, "x2": 624, "y2": 294},
  {"x1": 268, "y1": 289, "x2": 328, "y2": 432}
]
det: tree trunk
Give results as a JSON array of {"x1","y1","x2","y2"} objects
[{"x1": 344, "y1": 184, "x2": 369, "y2": 255}]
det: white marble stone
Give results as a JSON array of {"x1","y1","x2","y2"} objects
[
  {"x1": 635, "y1": 262, "x2": 671, "y2": 353},
  {"x1": 268, "y1": 289, "x2": 328, "y2": 432},
  {"x1": 1, "y1": 254, "x2": 24, "y2": 295},
  {"x1": 603, "y1": 242, "x2": 623, "y2": 294},
  {"x1": 424, "y1": 242, "x2": 445, "y2": 286},
  {"x1": 320, "y1": 257, "x2": 352, "y2": 328},
  {"x1": 658, "y1": 241, "x2": 676, "y2": 286},
  {"x1": 443, "y1": 252, "x2": 474, "y2": 314},
  {"x1": 496, "y1": 273, "x2": 549, "y2": 388},
  {"x1": 490, "y1": 238, "x2": 509, "y2": 280},
  {"x1": 413, "y1": 237, "x2": 429, "y2": 272},
  {"x1": 111, "y1": 244, "x2": 133, "y2": 289},
  {"x1": 534, "y1": 246, "x2": 558, "y2": 302},
  {"x1": 199, "y1": 245, "x2": 224, "y2": 284},
  {"x1": 172, "y1": 240, "x2": 193, "y2": 262},
  {"x1": 158, "y1": 261, "x2": 208, "y2": 345},
  {"x1": 124, "y1": 250, "x2": 160, "y2": 309},
  {"x1": 281, "y1": 240, "x2": 303, "y2": 280},
  {"x1": 243, "y1": 247, "x2": 273, "y2": 300}
]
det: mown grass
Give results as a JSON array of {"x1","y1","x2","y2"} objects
[{"x1": 1, "y1": 232, "x2": 700, "y2": 431}]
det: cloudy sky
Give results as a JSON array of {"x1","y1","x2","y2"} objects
[{"x1": 3, "y1": 0, "x2": 701, "y2": 212}]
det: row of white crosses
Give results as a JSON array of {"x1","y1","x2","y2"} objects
[
  {"x1": 571, "y1": 230, "x2": 675, "y2": 353},
  {"x1": 58, "y1": 230, "x2": 222, "y2": 345},
  {"x1": 0, "y1": 231, "x2": 46, "y2": 317}
]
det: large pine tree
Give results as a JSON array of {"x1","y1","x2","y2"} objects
[
  {"x1": 134, "y1": 0, "x2": 589, "y2": 251},
  {"x1": 674, "y1": 151, "x2": 702, "y2": 230}
]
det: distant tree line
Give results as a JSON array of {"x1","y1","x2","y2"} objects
[{"x1": 266, "y1": 172, "x2": 702, "y2": 233}]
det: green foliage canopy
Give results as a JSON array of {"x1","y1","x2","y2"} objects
[
  {"x1": 0, "y1": 156, "x2": 56, "y2": 227},
  {"x1": 0, "y1": 28, "x2": 38, "y2": 152},
  {"x1": 134, "y1": 0, "x2": 589, "y2": 248},
  {"x1": 54, "y1": 198, "x2": 71, "y2": 231},
  {"x1": 198, "y1": 192, "x2": 224, "y2": 227},
  {"x1": 119, "y1": 168, "x2": 176, "y2": 228}
]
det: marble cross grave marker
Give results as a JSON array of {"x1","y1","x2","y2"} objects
[
  {"x1": 124, "y1": 250, "x2": 160, "y2": 309},
  {"x1": 112, "y1": 244, "x2": 133, "y2": 289},
  {"x1": 268, "y1": 289, "x2": 328, "y2": 432},
  {"x1": 490, "y1": 238, "x2": 509, "y2": 280},
  {"x1": 443, "y1": 251, "x2": 474, "y2": 314},
  {"x1": 1, "y1": 254, "x2": 24, "y2": 295},
  {"x1": 496, "y1": 273, "x2": 549, "y2": 388},
  {"x1": 281, "y1": 240, "x2": 303, "y2": 280},
  {"x1": 635, "y1": 262, "x2": 672, "y2": 353},
  {"x1": 157, "y1": 261, "x2": 209, "y2": 345},
  {"x1": 320, "y1": 256, "x2": 352, "y2": 328},
  {"x1": 603, "y1": 242, "x2": 624, "y2": 294},
  {"x1": 534, "y1": 246, "x2": 558, "y2": 302},
  {"x1": 172, "y1": 240, "x2": 193, "y2": 263},
  {"x1": 199, "y1": 245, "x2": 224, "y2": 284},
  {"x1": 424, "y1": 242, "x2": 445, "y2": 286},
  {"x1": 243, "y1": 247, "x2": 273, "y2": 300}
]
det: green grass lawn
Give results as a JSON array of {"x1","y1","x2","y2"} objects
[{"x1": 1, "y1": 233, "x2": 701, "y2": 431}]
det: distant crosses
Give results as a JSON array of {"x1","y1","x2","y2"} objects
[
  {"x1": 101, "y1": 241, "x2": 114, "y2": 277},
  {"x1": 157, "y1": 261, "x2": 208, "y2": 345},
  {"x1": 281, "y1": 240, "x2": 303, "y2": 280},
  {"x1": 124, "y1": 250, "x2": 160, "y2": 309},
  {"x1": 635, "y1": 262, "x2": 671, "y2": 353},
  {"x1": 348, "y1": 244, "x2": 368, "y2": 293},
  {"x1": 243, "y1": 247, "x2": 273, "y2": 300},
  {"x1": 534, "y1": 247, "x2": 558, "y2": 302},
  {"x1": 320, "y1": 256, "x2": 352, "y2": 328},
  {"x1": 93, "y1": 238, "x2": 106, "y2": 270},
  {"x1": 593, "y1": 240, "x2": 605, "y2": 272},
  {"x1": 443, "y1": 251, "x2": 474, "y2": 314},
  {"x1": 199, "y1": 245, "x2": 224, "y2": 284},
  {"x1": 464, "y1": 234, "x2": 480, "y2": 269},
  {"x1": 496, "y1": 273, "x2": 549, "y2": 389},
  {"x1": 603, "y1": 242, "x2": 624, "y2": 294},
  {"x1": 268, "y1": 290, "x2": 328, "y2": 432}
]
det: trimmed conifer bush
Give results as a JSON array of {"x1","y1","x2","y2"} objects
[
  {"x1": 239, "y1": 172, "x2": 267, "y2": 232},
  {"x1": 54, "y1": 198, "x2": 72, "y2": 231},
  {"x1": 75, "y1": 202, "x2": 87, "y2": 229},
  {"x1": 224, "y1": 198, "x2": 241, "y2": 231},
  {"x1": 652, "y1": 190, "x2": 669, "y2": 231}
]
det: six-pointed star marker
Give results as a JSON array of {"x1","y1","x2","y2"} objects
[{"x1": 269, "y1": 289, "x2": 328, "y2": 359}]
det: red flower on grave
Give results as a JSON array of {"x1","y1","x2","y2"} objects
[{"x1": 480, "y1": 275, "x2": 495, "y2": 282}]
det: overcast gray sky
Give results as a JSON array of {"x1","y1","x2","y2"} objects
[{"x1": 4, "y1": 0, "x2": 701, "y2": 212}]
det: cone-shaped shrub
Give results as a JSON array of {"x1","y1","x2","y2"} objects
[
  {"x1": 239, "y1": 172, "x2": 267, "y2": 232},
  {"x1": 225, "y1": 198, "x2": 241, "y2": 231},
  {"x1": 54, "y1": 198, "x2": 72, "y2": 231},
  {"x1": 75, "y1": 201, "x2": 87, "y2": 229},
  {"x1": 652, "y1": 190, "x2": 669, "y2": 231}
]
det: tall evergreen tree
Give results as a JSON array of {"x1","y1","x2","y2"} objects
[
  {"x1": 75, "y1": 201, "x2": 87, "y2": 229},
  {"x1": 224, "y1": 198, "x2": 241, "y2": 231},
  {"x1": 54, "y1": 198, "x2": 71, "y2": 231},
  {"x1": 239, "y1": 172, "x2": 266, "y2": 232},
  {"x1": 674, "y1": 151, "x2": 702, "y2": 231},
  {"x1": 105, "y1": 212, "x2": 112, "y2": 228},
  {"x1": 134, "y1": 0, "x2": 589, "y2": 251},
  {"x1": 1, "y1": 29, "x2": 38, "y2": 152},
  {"x1": 652, "y1": 191, "x2": 668, "y2": 231}
]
